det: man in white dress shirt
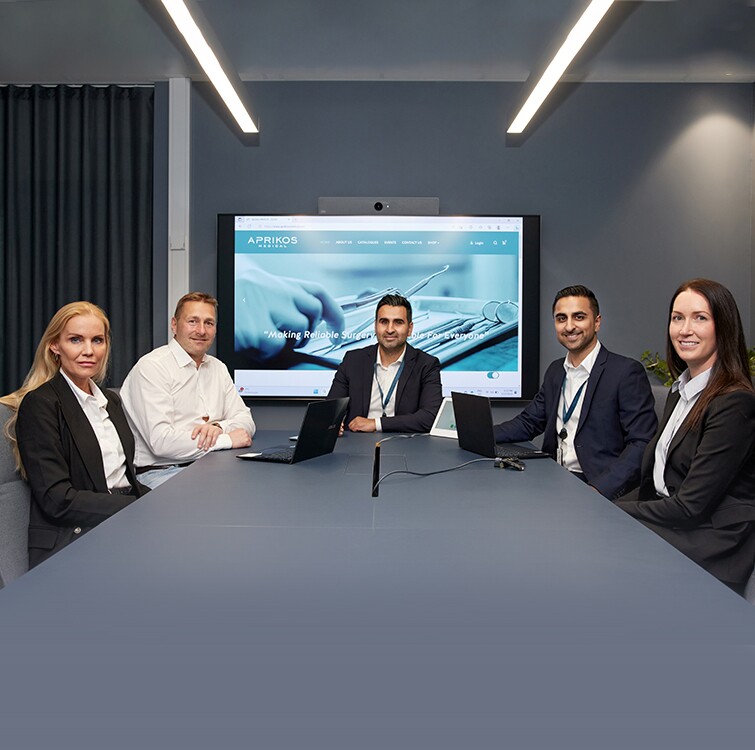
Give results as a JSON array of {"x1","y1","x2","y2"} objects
[{"x1": 121, "y1": 292, "x2": 255, "y2": 488}]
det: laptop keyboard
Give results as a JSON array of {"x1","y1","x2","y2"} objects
[
  {"x1": 494, "y1": 443, "x2": 548, "y2": 460},
  {"x1": 257, "y1": 447, "x2": 295, "y2": 463}
]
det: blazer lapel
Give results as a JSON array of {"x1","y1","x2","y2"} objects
[
  {"x1": 360, "y1": 345, "x2": 378, "y2": 415},
  {"x1": 394, "y1": 344, "x2": 416, "y2": 408},
  {"x1": 50, "y1": 373, "x2": 108, "y2": 491},
  {"x1": 658, "y1": 389, "x2": 681, "y2": 430},
  {"x1": 107, "y1": 398, "x2": 133, "y2": 457},
  {"x1": 641, "y1": 389, "x2": 680, "y2": 478},
  {"x1": 544, "y1": 363, "x2": 566, "y2": 440},
  {"x1": 576, "y1": 346, "x2": 607, "y2": 434},
  {"x1": 665, "y1": 392, "x2": 696, "y2": 459},
  {"x1": 105, "y1": 392, "x2": 142, "y2": 492}
]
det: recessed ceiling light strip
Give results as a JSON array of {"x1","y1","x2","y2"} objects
[
  {"x1": 160, "y1": 0, "x2": 258, "y2": 134},
  {"x1": 508, "y1": 0, "x2": 615, "y2": 134}
]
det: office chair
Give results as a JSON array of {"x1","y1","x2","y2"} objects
[{"x1": 0, "y1": 404, "x2": 30, "y2": 587}]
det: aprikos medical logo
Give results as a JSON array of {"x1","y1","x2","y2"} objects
[{"x1": 246, "y1": 234, "x2": 299, "y2": 248}]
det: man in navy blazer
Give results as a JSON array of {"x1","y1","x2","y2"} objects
[
  {"x1": 494, "y1": 285, "x2": 657, "y2": 499},
  {"x1": 327, "y1": 293, "x2": 442, "y2": 433}
]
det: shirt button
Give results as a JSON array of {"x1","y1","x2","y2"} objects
[{"x1": 73, "y1": 527, "x2": 82, "y2": 535}]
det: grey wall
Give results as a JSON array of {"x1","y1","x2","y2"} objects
[
  {"x1": 182, "y1": 80, "x2": 753, "y2": 424},
  {"x1": 189, "y1": 81, "x2": 752, "y2": 357}
]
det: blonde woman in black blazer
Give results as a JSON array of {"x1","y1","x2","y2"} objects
[
  {"x1": 1, "y1": 302, "x2": 148, "y2": 567},
  {"x1": 616, "y1": 280, "x2": 755, "y2": 591}
]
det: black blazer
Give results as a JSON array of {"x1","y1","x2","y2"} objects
[
  {"x1": 493, "y1": 346, "x2": 658, "y2": 499},
  {"x1": 16, "y1": 372, "x2": 148, "y2": 567},
  {"x1": 326, "y1": 343, "x2": 443, "y2": 433},
  {"x1": 616, "y1": 388, "x2": 755, "y2": 586}
]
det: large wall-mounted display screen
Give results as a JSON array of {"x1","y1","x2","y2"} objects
[{"x1": 217, "y1": 214, "x2": 540, "y2": 399}]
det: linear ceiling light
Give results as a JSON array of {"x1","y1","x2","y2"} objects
[
  {"x1": 160, "y1": 0, "x2": 258, "y2": 134},
  {"x1": 508, "y1": 0, "x2": 615, "y2": 134}
]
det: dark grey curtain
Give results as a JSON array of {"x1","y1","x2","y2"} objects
[{"x1": 0, "y1": 85, "x2": 153, "y2": 393}]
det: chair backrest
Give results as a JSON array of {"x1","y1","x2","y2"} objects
[
  {"x1": 744, "y1": 565, "x2": 755, "y2": 605},
  {"x1": 650, "y1": 383, "x2": 668, "y2": 423},
  {"x1": 0, "y1": 404, "x2": 30, "y2": 587}
]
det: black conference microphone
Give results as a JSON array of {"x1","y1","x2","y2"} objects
[{"x1": 371, "y1": 441, "x2": 381, "y2": 497}]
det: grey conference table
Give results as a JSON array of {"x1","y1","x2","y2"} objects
[{"x1": 1, "y1": 431, "x2": 755, "y2": 749}]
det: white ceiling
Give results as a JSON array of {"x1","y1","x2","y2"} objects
[{"x1": 0, "y1": 0, "x2": 753, "y2": 85}]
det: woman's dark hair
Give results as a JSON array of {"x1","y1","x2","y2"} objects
[{"x1": 666, "y1": 279, "x2": 753, "y2": 427}]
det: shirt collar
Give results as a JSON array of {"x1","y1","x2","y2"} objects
[
  {"x1": 169, "y1": 336, "x2": 204, "y2": 369},
  {"x1": 672, "y1": 366, "x2": 712, "y2": 401},
  {"x1": 563, "y1": 340, "x2": 601, "y2": 375},
  {"x1": 59, "y1": 369, "x2": 108, "y2": 408},
  {"x1": 376, "y1": 344, "x2": 407, "y2": 369}
]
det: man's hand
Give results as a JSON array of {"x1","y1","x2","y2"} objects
[
  {"x1": 191, "y1": 423, "x2": 223, "y2": 451},
  {"x1": 235, "y1": 261, "x2": 345, "y2": 359},
  {"x1": 228, "y1": 428, "x2": 252, "y2": 449},
  {"x1": 348, "y1": 416, "x2": 377, "y2": 433}
]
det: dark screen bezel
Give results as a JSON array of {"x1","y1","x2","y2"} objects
[{"x1": 217, "y1": 213, "x2": 540, "y2": 402}]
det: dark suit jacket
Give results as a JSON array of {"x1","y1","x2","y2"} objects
[
  {"x1": 616, "y1": 388, "x2": 755, "y2": 586},
  {"x1": 493, "y1": 346, "x2": 658, "y2": 499},
  {"x1": 327, "y1": 343, "x2": 443, "y2": 433},
  {"x1": 16, "y1": 372, "x2": 148, "y2": 568}
]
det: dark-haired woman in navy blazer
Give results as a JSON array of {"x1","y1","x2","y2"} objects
[{"x1": 616, "y1": 279, "x2": 755, "y2": 591}]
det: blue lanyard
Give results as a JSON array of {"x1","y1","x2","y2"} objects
[
  {"x1": 561, "y1": 376, "x2": 588, "y2": 427},
  {"x1": 374, "y1": 359, "x2": 405, "y2": 417}
]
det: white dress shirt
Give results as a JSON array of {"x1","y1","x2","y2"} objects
[
  {"x1": 60, "y1": 370, "x2": 130, "y2": 490},
  {"x1": 556, "y1": 340, "x2": 602, "y2": 474},
  {"x1": 652, "y1": 367, "x2": 711, "y2": 496},
  {"x1": 367, "y1": 346, "x2": 407, "y2": 433},
  {"x1": 121, "y1": 338, "x2": 255, "y2": 467}
]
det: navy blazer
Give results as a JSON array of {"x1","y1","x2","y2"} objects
[
  {"x1": 16, "y1": 372, "x2": 148, "y2": 568},
  {"x1": 493, "y1": 346, "x2": 658, "y2": 499},
  {"x1": 616, "y1": 388, "x2": 755, "y2": 586},
  {"x1": 326, "y1": 343, "x2": 443, "y2": 433}
]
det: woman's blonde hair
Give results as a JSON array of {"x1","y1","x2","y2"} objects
[{"x1": 0, "y1": 301, "x2": 111, "y2": 474}]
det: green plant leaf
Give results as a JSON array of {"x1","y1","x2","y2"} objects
[{"x1": 641, "y1": 347, "x2": 755, "y2": 386}]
